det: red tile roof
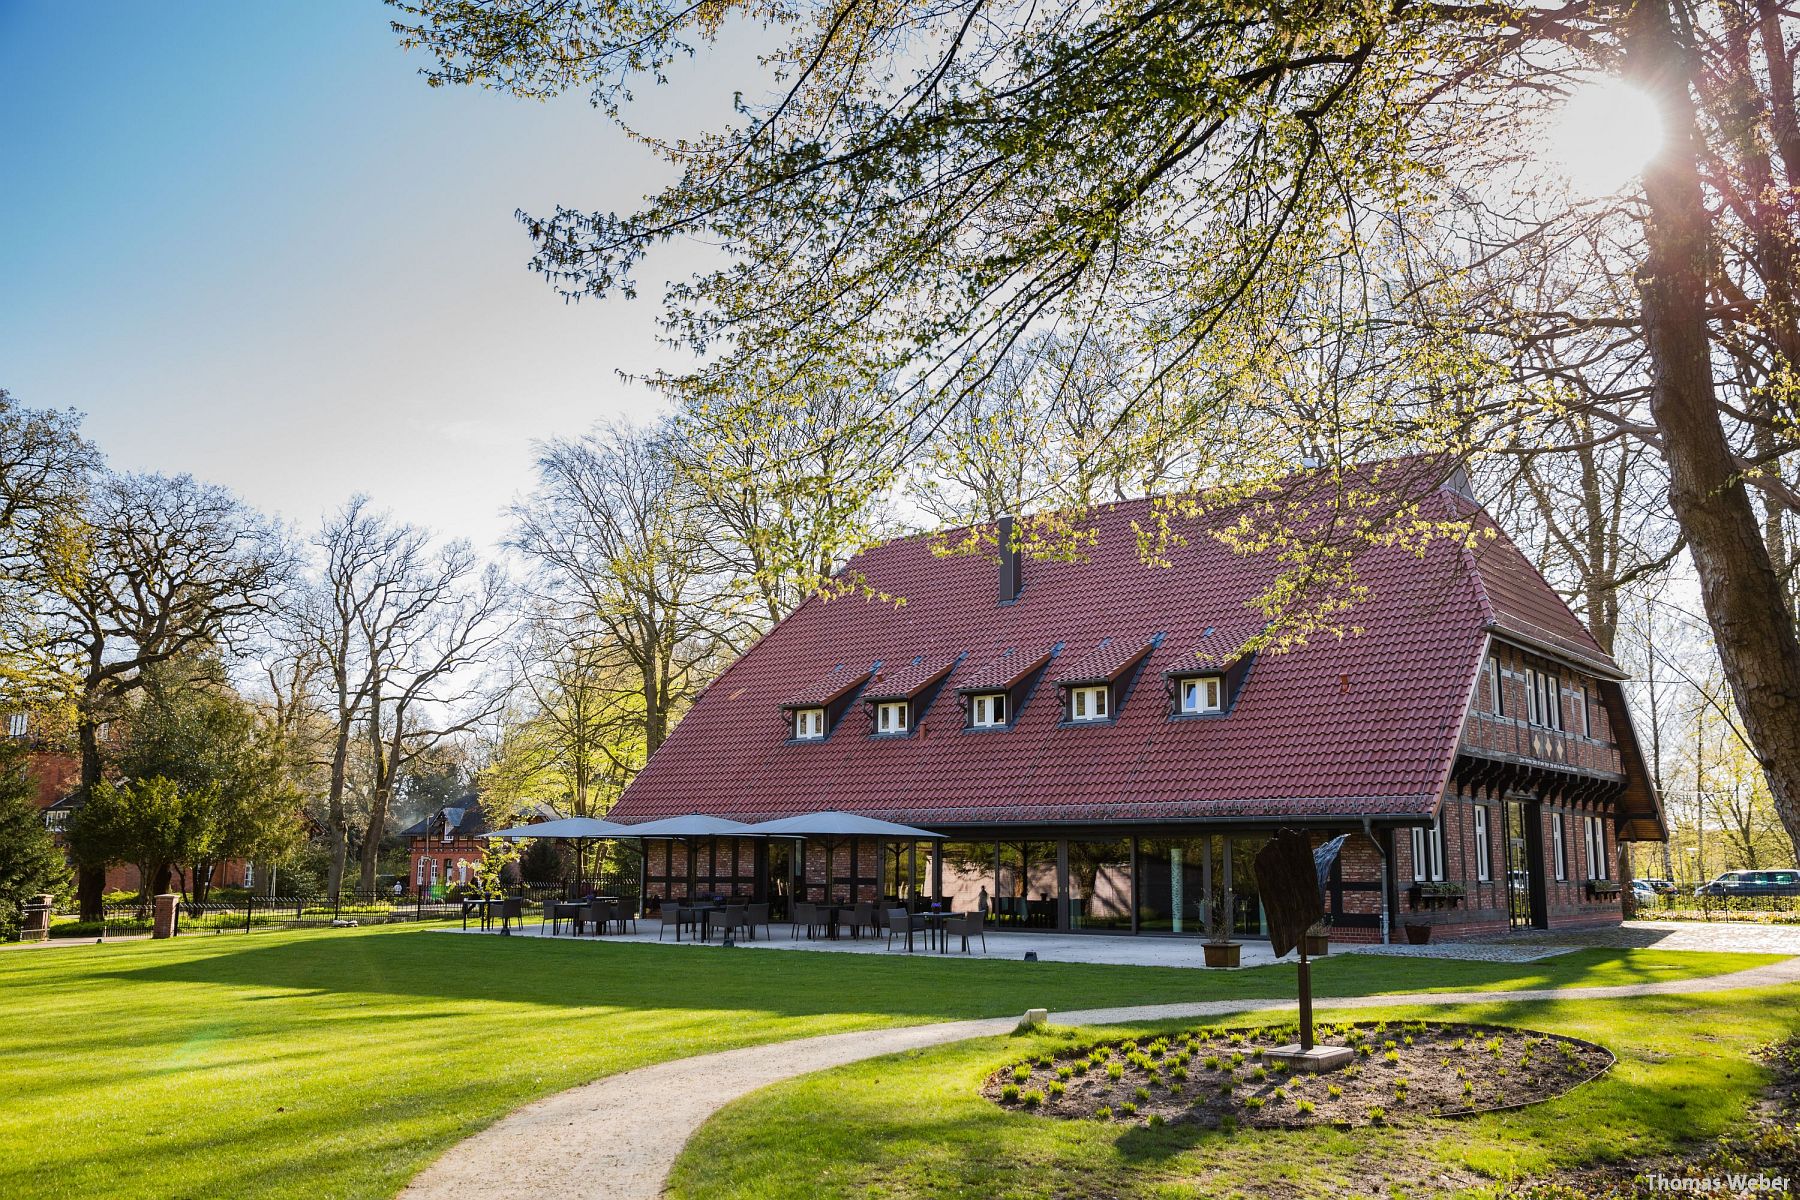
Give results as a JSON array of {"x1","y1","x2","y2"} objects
[
  {"x1": 954, "y1": 647, "x2": 1054, "y2": 694},
  {"x1": 1055, "y1": 637, "x2": 1156, "y2": 685},
  {"x1": 862, "y1": 654, "x2": 959, "y2": 701},
  {"x1": 1176, "y1": 621, "x2": 1268, "y2": 670},
  {"x1": 779, "y1": 664, "x2": 872, "y2": 708},
  {"x1": 612, "y1": 463, "x2": 1625, "y2": 828}
]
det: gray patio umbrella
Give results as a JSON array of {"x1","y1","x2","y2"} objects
[
  {"x1": 482, "y1": 816, "x2": 637, "y2": 896},
  {"x1": 483, "y1": 816, "x2": 637, "y2": 840},
  {"x1": 745, "y1": 812, "x2": 945, "y2": 908},
  {"x1": 741, "y1": 811, "x2": 946, "y2": 839},
  {"x1": 615, "y1": 814, "x2": 763, "y2": 838}
]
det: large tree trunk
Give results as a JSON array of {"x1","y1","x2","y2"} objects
[
  {"x1": 324, "y1": 723, "x2": 352, "y2": 902},
  {"x1": 1629, "y1": 0, "x2": 1800, "y2": 859},
  {"x1": 76, "y1": 712, "x2": 106, "y2": 920}
]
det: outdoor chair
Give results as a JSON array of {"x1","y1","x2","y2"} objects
[
  {"x1": 844, "y1": 901, "x2": 876, "y2": 938},
  {"x1": 745, "y1": 902, "x2": 771, "y2": 941},
  {"x1": 716, "y1": 907, "x2": 752, "y2": 942},
  {"x1": 791, "y1": 901, "x2": 819, "y2": 939},
  {"x1": 943, "y1": 910, "x2": 987, "y2": 955},
  {"x1": 884, "y1": 906, "x2": 928, "y2": 952},
  {"x1": 582, "y1": 898, "x2": 610, "y2": 936},
  {"x1": 658, "y1": 904, "x2": 690, "y2": 941},
  {"x1": 499, "y1": 897, "x2": 524, "y2": 932},
  {"x1": 611, "y1": 901, "x2": 638, "y2": 935}
]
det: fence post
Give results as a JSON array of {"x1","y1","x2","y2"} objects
[
  {"x1": 245, "y1": 892, "x2": 253, "y2": 933},
  {"x1": 335, "y1": 893, "x2": 341, "y2": 923}
]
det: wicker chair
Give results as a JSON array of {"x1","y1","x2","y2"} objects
[
  {"x1": 499, "y1": 897, "x2": 524, "y2": 932},
  {"x1": 884, "y1": 906, "x2": 928, "y2": 952},
  {"x1": 745, "y1": 902, "x2": 771, "y2": 941},
  {"x1": 658, "y1": 903, "x2": 690, "y2": 941},
  {"x1": 943, "y1": 909, "x2": 988, "y2": 955},
  {"x1": 791, "y1": 901, "x2": 819, "y2": 940}
]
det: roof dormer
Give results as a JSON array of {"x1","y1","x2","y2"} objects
[
  {"x1": 1164, "y1": 622, "x2": 1262, "y2": 719},
  {"x1": 861, "y1": 653, "x2": 961, "y2": 737},
  {"x1": 780, "y1": 662, "x2": 875, "y2": 743},
  {"x1": 955, "y1": 644, "x2": 1056, "y2": 731},
  {"x1": 1054, "y1": 635, "x2": 1158, "y2": 726}
]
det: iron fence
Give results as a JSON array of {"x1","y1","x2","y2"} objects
[
  {"x1": 1631, "y1": 891, "x2": 1800, "y2": 923},
  {"x1": 35, "y1": 882, "x2": 637, "y2": 940}
]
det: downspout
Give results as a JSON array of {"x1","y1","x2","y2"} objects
[{"x1": 1363, "y1": 816, "x2": 1390, "y2": 945}]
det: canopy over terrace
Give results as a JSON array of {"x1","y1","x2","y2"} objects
[{"x1": 483, "y1": 816, "x2": 640, "y2": 896}]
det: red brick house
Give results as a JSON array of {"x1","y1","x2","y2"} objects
[
  {"x1": 609, "y1": 460, "x2": 1664, "y2": 942},
  {"x1": 399, "y1": 799, "x2": 560, "y2": 895}
]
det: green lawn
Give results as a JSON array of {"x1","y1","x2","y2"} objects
[
  {"x1": 0, "y1": 925, "x2": 1779, "y2": 1200},
  {"x1": 670, "y1": 988, "x2": 1800, "y2": 1199}
]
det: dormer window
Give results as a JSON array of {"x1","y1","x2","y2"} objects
[
  {"x1": 970, "y1": 693, "x2": 1008, "y2": 728},
  {"x1": 1069, "y1": 685, "x2": 1110, "y2": 722},
  {"x1": 1179, "y1": 675, "x2": 1224, "y2": 715},
  {"x1": 794, "y1": 707, "x2": 826, "y2": 740},
  {"x1": 875, "y1": 701, "x2": 908, "y2": 734}
]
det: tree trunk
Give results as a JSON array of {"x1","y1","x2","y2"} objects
[
  {"x1": 76, "y1": 713, "x2": 106, "y2": 920},
  {"x1": 1628, "y1": 0, "x2": 1800, "y2": 860}
]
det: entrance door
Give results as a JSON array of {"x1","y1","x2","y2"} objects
[
  {"x1": 1503, "y1": 799, "x2": 1548, "y2": 929},
  {"x1": 766, "y1": 841, "x2": 794, "y2": 921}
]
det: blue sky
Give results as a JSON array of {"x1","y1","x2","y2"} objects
[{"x1": 0, "y1": 2, "x2": 760, "y2": 550}]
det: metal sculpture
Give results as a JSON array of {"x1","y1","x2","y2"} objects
[{"x1": 1254, "y1": 829, "x2": 1349, "y2": 1054}]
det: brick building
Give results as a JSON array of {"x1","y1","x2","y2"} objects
[{"x1": 609, "y1": 459, "x2": 1664, "y2": 942}]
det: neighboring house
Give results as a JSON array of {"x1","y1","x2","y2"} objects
[
  {"x1": 608, "y1": 459, "x2": 1664, "y2": 942},
  {"x1": 399, "y1": 799, "x2": 558, "y2": 894},
  {"x1": 7, "y1": 714, "x2": 257, "y2": 895}
]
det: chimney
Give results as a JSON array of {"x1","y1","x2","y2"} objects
[{"x1": 997, "y1": 514, "x2": 1021, "y2": 604}]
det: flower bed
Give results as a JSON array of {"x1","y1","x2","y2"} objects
[{"x1": 984, "y1": 1020, "x2": 1613, "y2": 1129}]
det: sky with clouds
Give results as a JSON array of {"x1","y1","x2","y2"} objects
[{"x1": 1, "y1": 1, "x2": 768, "y2": 552}]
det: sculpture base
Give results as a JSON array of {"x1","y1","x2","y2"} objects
[{"x1": 1265, "y1": 1044, "x2": 1354, "y2": 1073}]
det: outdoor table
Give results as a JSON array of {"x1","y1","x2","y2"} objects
[
  {"x1": 920, "y1": 911, "x2": 962, "y2": 953},
  {"x1": 549, "y1": 901, "x2": 586, "y2": 935},
  {"x1": 461, "y1": 898, "x2": 506, "y2": 931}
]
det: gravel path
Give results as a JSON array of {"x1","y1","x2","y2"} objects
[{"x1": 397, "y1": 954, "x2": 1800, "y2": 1200}]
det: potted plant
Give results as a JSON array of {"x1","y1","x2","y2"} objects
[
  {"x1": 1403, "y1": 921, "x2": 1433, "y2": 945},
  {"x1": 1203, "y1": 883, "x2": 1241, "y2": 968},
  {"x1": 1304, "y1": 917, "x2": 1331, "y2": 957}
]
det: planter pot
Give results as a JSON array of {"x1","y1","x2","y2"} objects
[
  {"x1": 1403, "y1": 922, "x2": 1433, "y2": 945},
  {"x1": 1203, "y1": 941, "x2": 1242, "y2": 968},
  {"x1": 1303, "y1": 932, "x2": 1330, "y2": 957}
]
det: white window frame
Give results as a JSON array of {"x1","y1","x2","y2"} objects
[
  {"x1": 1544, "y1": 674, "x2": 1563, "y2": 731},
  {"x1": 441, "y1": 822, "x2": 454, "y2": 844},
  {"x1": 1525, "y1": 667, "x2": 1540, "y2": 725},
  {"x1": 1580, "y1": 684, "x2": 1592, "y2": 736},
  {"x1": 1552, "y1": 814, "x2": 1567, "y2": 881},
  {"x1": 875, "y1": 701, "x2": 908, "y2": 734},
  {"x1": 794, "y1": 707, "x2": 826, "y2": 740},
  {"x1": 1583, "y1": 816, "x2": 1598, "y2": 880},
  {"x1": 1180, "y1": 675, "x2": 1224, "y2": 714},
  {"x1": 7, "y1": 713, "x2": 26, "y2": 738},
  {"x1": 970, "y1": 693, "x2": 1008, "y2": 728},
  {"x1": 1410, "y1": 819, "x2": 1445, "y2": 883},
  {"x1": 1488, "y1": 654, "x2": 1503, "y2": 716},
  {"x1": 1474, "y1": 806, "x2": 1491, "y2": 882},
  {"x1": 1069, "y1": 685, "x2": 1110, "y2": 722}
]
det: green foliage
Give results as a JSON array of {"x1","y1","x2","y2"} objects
[{"x1": 0, "y1": 747, "x2": 67, "y2": 939}]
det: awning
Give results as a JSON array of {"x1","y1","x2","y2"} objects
[
  {"x1": 743, "y1": 811, "x2": 946, "y2": 839},
  {"x1": 484, "y1": 816, "x2": 637, "y2": 840}
]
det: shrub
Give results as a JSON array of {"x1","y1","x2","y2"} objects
[
  {"x1": 1001, "y1": 1084, "x2": 1020, "y2": 1102},
  {"x1": 1035, "y1": 1055, "x2": 1053, "y2": 1068},
  {"x1": 1327, "y1": 1084, "x2": 1343, "y2": 1099},
  {"x1": 1148, "y1": 1113, "x2": 1165, "y2": 1127},
  {"x1": 1251, "y1": 1066, "x2": 1268, "y2": 1081},
  {"x1": 1134, "y1": 1085, "x2": 1151, "y2": 1102},
  {"x1": 1095, "y1": 1106, "x2": 1113, "y2": 1119},
  {"x1": 1107, "y1": 1062, "x2": 1125, "y2": 1081},
  {"x1": 1047, "y1": 1081, "x2": 1066, "y2": 1098},
  {"x1": 1368, "y1": 1106, "x2": 1387, "y2": 1125},
  {"x1": 1171, "y1": 1066, "x2": 1189, "y2": 1082},
  {"x1": 1295, "y1": 1099, "x2": 1316, "y2": 1114},
  {"x1": 1072, "y1": 1061, "x2": 1089, "y2": 1076},
  {"x1": 1383, "y1": 1050, "x2": 1400, "y2": 1065},
  {"x1": 1012, "y1": 1065, "x2": 1032, "y2": 1082},
  {"x1": 1118, "y1": 1101, "x2": 1137, "y2": 1116},
  {"x1": 1244, "y1": 1096, "x2": 1265, "y2": 1110},
  {"x1": 1202, "y1": 1055, "x2": 1222, "y2": 1071},
  {"x1": 1022, "y1": 1089, "x2": 1044, "y2": 1108},
  {"x1": 1269, "y1": 1088, "x2": 1287, "y2": 1104},
  {"x1": 1056, "y1": 1066, "x2": 1073, "y2": 1080}
]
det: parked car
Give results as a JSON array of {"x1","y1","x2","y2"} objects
[
  {"x1": 1635, "y1": 878, "x2": 1678, "y2": 894},
  {"x1": 1695, "y1": 869, "x2": 1800, "y2": 897},
  {"x1": 1630, "y1": 880, "x2": 1657, "y2": 903}
]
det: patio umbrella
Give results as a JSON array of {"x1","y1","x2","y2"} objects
[
  {"x1": 482, "y1": 816, "x2": 637, "y2": 896},
  {"x1": 741, "y1": 811, "x2": 946, "y2": 839},
  {"x1": 615, "y1": 814, "x2": 764, "y2": 838},
  {"x1": 744, "y1": 812, "x2": 945, "y2": 907}
]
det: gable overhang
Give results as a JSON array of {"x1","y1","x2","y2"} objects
[{"x1": 1486, "y1": 626, "x2": 1626, "y2": 681}]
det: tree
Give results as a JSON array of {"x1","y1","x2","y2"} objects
[
  {"x1": 0, "y1": 745, "x2": 68, "y2": 941},
  {"x1": 392, "y1": 0, "x2": 1800, "y2": 860},
  {"x1": 19, "y1": 471, "x2": 288, "y2": 916},
  {"x1": 511, "y1": 423, "x2": 733, "y2": 759},
  {"x1": 294, "y1": 498, "x2": 501, "y2": 900}
]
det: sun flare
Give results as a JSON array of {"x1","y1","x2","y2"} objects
[{"x1": 1543, "y1": 79, "x2": 1665, "y2": 196}]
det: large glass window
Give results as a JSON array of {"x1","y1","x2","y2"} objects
[
  {"x1": 937, "y1": 842, "x2": 997, "y2": 914},
  {"x1": 1068, "y1": 840, "x2": 1133, "y2": 930},
  {"x1": 1136, "y1": 837, "x2": 1213, "y2": 933},
  {"x1": 1229, "y1": 836, "x2": 1268, "y2": 938},
  {"x1": 996, "y1": 841, "x2": 1059, "y2": 927},
  {"x1": 883, "y1": 841, "x2": 931, "y2": 906}
]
